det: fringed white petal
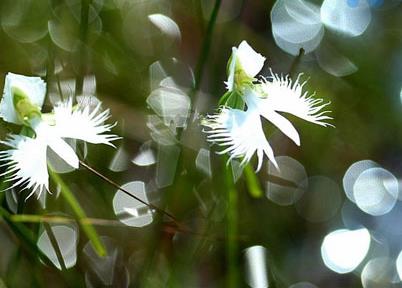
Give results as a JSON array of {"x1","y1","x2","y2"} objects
[
  {"x1": 0, "y1": 134, "x2": 49, "y2": 198},
  {"x1": 203, "y1": 106, "x2": 278, "y2": 171},
  {"x1": 53, "y1": 99, "x2": 120, "y2": 146},
  {"x1": 245, "y1": 89, "x2": 301, "y2": 146},
  {"x1": 259, "y1": 71, "x2": 333, "y2": 127}
]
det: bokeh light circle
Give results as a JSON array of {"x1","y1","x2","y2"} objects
[
  {"x1": 353, "y1": 167, "x2": 399, "y2": 216},
  {"x1": 321, "y1": 228, "x2": 370, "y2": 274}
]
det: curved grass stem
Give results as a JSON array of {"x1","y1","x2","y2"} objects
[
  {"x1": 78, "y1": 160, "x2": 181, "y2": 225},
  {"x1": 289, "y1": 48, "x2": 305, "y2": 79},
  {"x1": 49, "y1": 169, "x2": 106, "y2": 257},
  {"x1": 193, "y1": 0, "x2": 222, "y2": 92}
]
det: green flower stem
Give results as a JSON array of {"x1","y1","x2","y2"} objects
[
  {"x1": 79, "y1": 160, "x2": 181, "y2": 226},
  {"x1": 244, "y1": 163, "x2": 264, "y2": 198},
  {"x1": 75, "y1": 0, "x2": 91, "y2": 98},
  {"x1": 225, "y1": 163, "x2": 238, "y2": 288},
  {"x1": 45, "y1": 34, "x2": 55, "y2": 101},
  {"x1": 193, "y1": 0, "x2": 222, "y2": 92},
  {"x1": 9, "y1": 214, "x2": 117, "y2": 226},
  {"x1": 11, "y1": 214, "x2": 64, "y2": 223},
  {"x1": 0, "y1": 207, "x2": 56, "y2": 268},
  {"x1": 49, "y1": 169, "x2": 106, "y2": 257}
]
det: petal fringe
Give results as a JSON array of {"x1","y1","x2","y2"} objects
[
  {"x1": 202, "y1": 106, "x2": 278, "y2": 171},
  {"x1": 259, "y1": 71, "x2": 333, "y2": 127}
]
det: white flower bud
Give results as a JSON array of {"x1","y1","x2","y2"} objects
[{"x1": 0, "y1": 72, "x2": 46, "y2": 125}]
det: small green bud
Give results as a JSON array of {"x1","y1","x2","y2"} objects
[
  {"x1": 12, "y1": 86, "x2": 42, "y2": 125},
  {"x1": 233, "y1": 64, "x2": 254, "y2": 89}
]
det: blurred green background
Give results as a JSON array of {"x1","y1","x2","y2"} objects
[{"x1": 0, "y1": 0, "x2": 402, "y2": 287}]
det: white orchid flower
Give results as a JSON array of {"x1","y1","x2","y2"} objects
[
  {"x1": 225, "y1": 41, "x2": 266, "y2": 92},
  {"x1": 203, "y1": 71, "x2": 332, "y2": 171},
  {"x1": 0, "y1": 73, "x2": 119, "y2": 198}
]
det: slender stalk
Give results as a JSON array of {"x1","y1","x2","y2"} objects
[
  {"x1": 45, "y1": 35, "x2": 55, "y2": 102},
  {"x1": 193, "y1": 0, "x2": 205, "y2": 32},
  {"x1": 289, "y1": 48, "x2": 305, "y2": 79},
  {"x1": 43, "y1": 223, "x2": 67, "y2": 271},
  {"x1": 75, "y1": 0, "x2": 91, "y2": 98},
  {"x1": 0, "y1": 207, "x2": 56, "y2": 268},
  {"x1": 193, "y1": 0, "x2": 222, "y2": 92},
  {"x1": 8, "y1": 214, "x2": 229, "y2": 243},
  {"x1": 10, "y1": 214, "x2": 119, "y2": 226},
  {"x1": 225, "y1": 165, "x2": 238, "y2": 288},
  {"x1": 56, "y1": 75, "x2": 65, "y2": 101},
  {"x1": 80, "y1": 161, "x2": 225, "y2": 240},
  {"x1": 49, "y1": 169, "x2": 106, "y2": 257},
  {"x1": 191, "y1": 1, "x2": 238, "y2": 282},
  {"x1": 79, "y1": 160, "x2": 181, "y2": 226}
]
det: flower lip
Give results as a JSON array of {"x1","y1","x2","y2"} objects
[
  {"x1": 203, "y1": 89, "x2": 279, "y2": 171},
  {"x1": 257, "y1": 71, "x2": 333, "y2": 127}
]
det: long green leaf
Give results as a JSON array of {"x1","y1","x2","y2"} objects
[{"x1": 0, "y1": 207, "x2": 55, "y2": 268}]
